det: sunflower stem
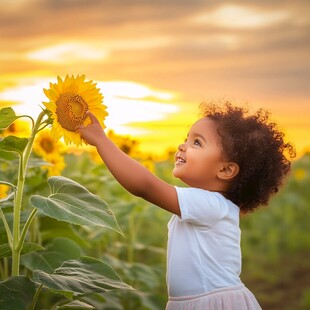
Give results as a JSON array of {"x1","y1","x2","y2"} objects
[
  {"x1": 0, "y1": 208, "x2": 12, "y2": 248},
  {"x1": 11, "y1": 110, "x2": 48, "y2": 276},
  {"x1": 19, "y1": 114, "x2": 35, "y2": 128},
  {"x1": 29, "y1": 284, "x2": 43, "y2": 310},
  {"x1": 0, "y1": 181, "x2": 16, "y2": 190},
  {"x1": 22, "y1": 110, "x2": 48, "y2": 172},
  {"x1": 17, "y1": 208, "x2": 38, "y2": 252}
]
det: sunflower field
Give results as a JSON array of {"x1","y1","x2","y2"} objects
[{"x1": 1, "y1": 93, "x2": 310, "y2": 309}]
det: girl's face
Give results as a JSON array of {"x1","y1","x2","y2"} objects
[{"x1": 173, "y1": 117, "x2": 226, "y2": 190}]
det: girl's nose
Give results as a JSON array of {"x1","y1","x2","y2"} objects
[{"x1": 178, "y1": 143, "x2": 185, "y2": 152}]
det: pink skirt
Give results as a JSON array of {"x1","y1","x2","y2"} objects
[{"x1": 166, "y1": 284, "x2": 262, "y2": 310}]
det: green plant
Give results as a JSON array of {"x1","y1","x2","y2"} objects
[{"x1": 0, "y1": 107, "x2": 132, "y2": 309}]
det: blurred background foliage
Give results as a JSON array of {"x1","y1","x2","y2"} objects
[{"x1": 1, "y1": 123, "x2": 309, "y2": 309}]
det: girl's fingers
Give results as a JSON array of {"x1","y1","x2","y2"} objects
[
  {"x1": 75, "y1": 125, "x2": 84, "y2": 132},
  {"x1": 87, "y1": 111, "x2": 100, "y2": 124},
  {"x1": 75, "y1": 112, "x2": 99, "y2": 132}
]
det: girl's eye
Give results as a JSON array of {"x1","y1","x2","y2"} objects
[{"x1": 194, "y1": 139, "x2": 202, "y2": 146}]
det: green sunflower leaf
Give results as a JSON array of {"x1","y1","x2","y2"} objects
[
  {"x1": 0, "y1": 276, "x2": 36, "y2": 309},
  {"x1": 30, "y1": 176, "x2": 123, "y2": 235},
  {"x1": 21, "y1": 238, "x2": 82, "y2": 273},
  {"x1": 33, "y1": 256, "x2": 134, "y2": 298},
  {"x1": 0, "y1": 136, "x2": 29, "y2": 155},
  {"x1": 56, "y1": 300, "x2": 95, "y2": 309},
  {"x1": 0, "y1": 242, "x2": 44, "y2": 259},
  {"x1": 0, "y1": 107, "x2": 18, "y2": 129}
]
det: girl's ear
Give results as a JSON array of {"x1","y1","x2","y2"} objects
[{"x1": 218, "y1": 162, "x2": 240, "y2": 181}]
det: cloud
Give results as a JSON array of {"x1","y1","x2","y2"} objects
[
  {"x1": 26, "y1": 43, "x2": 109, "y2": 64},
  {"x1": 0, "y1": 77, "x2": 179, "y2": 137},
  {"x1": 192, "y1": 5, "x2": 291, "y2": 29},
  {"x1": 0, "y1": 0, "x2": 309, "y2": 130}
]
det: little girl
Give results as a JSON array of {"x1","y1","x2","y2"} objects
[{"x1": 77, "y1": 102, "x2": 295, "y2": 310}]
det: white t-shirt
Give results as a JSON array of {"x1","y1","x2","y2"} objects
[{"x1": 166, "y1": 187, "x2": 242, "y2": 297}]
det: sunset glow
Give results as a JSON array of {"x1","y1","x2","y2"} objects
[
  {"x1": 27, "y1": 43, "x2": 109, "y2": 64},
  {"x1": 0, "y1": 79, "x2": 179, "y2": 138},
  {"x1": 0, "y1": 0, "x2": 309, "y2": 157},
  {"x1": 193, "y1": 5, "x2": 290, "y2": 29}
]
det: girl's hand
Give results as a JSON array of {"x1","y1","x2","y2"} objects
[
  {"x1": 76, "y1": 112, "x2": 105, "y2": 146},
  {"x1": 78, "y1": 112, "x2": 180, "y2": 215}
]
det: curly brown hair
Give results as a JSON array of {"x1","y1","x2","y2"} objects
[{"x1": 200, "y1": 102, "x2": 296, "y2": 214}]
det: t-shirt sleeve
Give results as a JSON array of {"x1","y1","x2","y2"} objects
[{"x1": 175, "y1": 186, "x2": 229, "y2": 227}]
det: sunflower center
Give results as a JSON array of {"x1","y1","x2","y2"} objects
[
  {"x1": 8, "y1": 123, "x2": 16, "y2": 133},
  {"x1": 55, "y1": 93, "x2": 89, "y2": 131},
  {"x1": 40, "y1": 138, "x2": 54, "y2": 153}
]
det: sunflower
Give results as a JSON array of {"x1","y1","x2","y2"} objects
[
  {"x1": 294, "y1": 168, "x2": 306, "y2": 181},
  {"x1": 0, "y1": 184, "x2": 9, "y2": 200},
  {"x1": 33, "y1": 129, "x2": 66, "y2": 176},
  {"x1": 33, "y1": 129, "x2": 65, "y2": 158},
  {"x1": 43, "y1": 153, "x2": 66, "y2": 176},
  {"x1": 43, "y1": 75, "x2": 108, "y2": 146},
  {"x1": 0, "y1": 119, "x2": 31, "y2": 138},
  {"x1": 107, "y1": 130, "x2": 140, "y2": 157}
]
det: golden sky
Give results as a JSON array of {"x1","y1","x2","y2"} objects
[{"x1": 0, "y1": 0, "x2": 309, "y2": 157}]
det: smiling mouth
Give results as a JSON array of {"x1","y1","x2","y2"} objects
[{"x1": 175, "y1": 156, "x2": 185, "y2": 164}]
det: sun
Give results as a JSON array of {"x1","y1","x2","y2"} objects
[{"x1": 43, "y1": 75, "x2": 108, "y2": 146}]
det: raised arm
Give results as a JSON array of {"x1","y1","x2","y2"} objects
[{"x1": 77, "y1": 112, "x2": 180, "y2": 215}]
